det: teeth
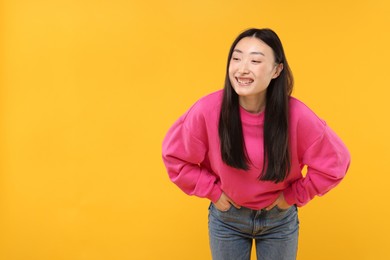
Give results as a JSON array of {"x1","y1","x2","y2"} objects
[{"x1": 237, "y1": 78, "x2": 253, "y2": 84}]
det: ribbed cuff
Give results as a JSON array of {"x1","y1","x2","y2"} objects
[
  {"x1": 283, "y1": 186, "x2": 298, "y2": 206},
  {"x1": 208, "y1": 186, "x2": 223, "y2": 203}
]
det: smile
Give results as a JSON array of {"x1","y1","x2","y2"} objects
[{"x1": 236, "y1": 77, "x2": 254, "y2": 86}]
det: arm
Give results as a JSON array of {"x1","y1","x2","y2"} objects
[
  {"x1": 284, "y1": 126, "x2": 351, "y2": 207},
  {"x1": 162, "y1": 111, "x2": 222, "y2": 203}
]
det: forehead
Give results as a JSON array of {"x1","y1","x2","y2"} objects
[{"x1": 234, "y1": 37, "x2": 274, "y2": 56}]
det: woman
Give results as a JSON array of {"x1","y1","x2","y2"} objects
[{"x1": 162, "y1": 28, "x2": 350, "y2": 260}]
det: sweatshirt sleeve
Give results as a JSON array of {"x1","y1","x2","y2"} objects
[
  {"x1": 162, "y1": 104, "x2": 222, "y2": 203},
  {"x1": 284, "y1": 120, "x2": 351, "y2": 207}
]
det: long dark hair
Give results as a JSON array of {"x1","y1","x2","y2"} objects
[{"x1": 218, "y1": 28, "x2": 294, "y2": 183}]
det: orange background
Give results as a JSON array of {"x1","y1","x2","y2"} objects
[{"x1": 1, "y1": 1, "x2": 389, "y2": 259}]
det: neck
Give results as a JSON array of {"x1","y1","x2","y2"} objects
[{"x1": 239, "y1": 94, "x2": 266, "y2": 114}]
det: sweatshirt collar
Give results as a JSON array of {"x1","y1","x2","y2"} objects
[{"x1": 239, "y1": 105, "x2": 264, "y2": 125}]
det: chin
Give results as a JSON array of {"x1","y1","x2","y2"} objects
[{"x1": 232, "y1": 86, "x2": 252, "y2": 95}]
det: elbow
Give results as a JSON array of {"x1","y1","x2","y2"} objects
[
  {"x1": 341, "y1": 148, "x2": 351, "y2": 177},
  {"x1": 334, "y1": 150, "x2": 351, "y2": 180}
]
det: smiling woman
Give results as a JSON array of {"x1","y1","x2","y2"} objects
[
  {"x1": 162, "y1": 28, "x2": 350, "y2": 260},
  {"x1": 229, "y1": 37, "x2": 283, "y2": 114}
]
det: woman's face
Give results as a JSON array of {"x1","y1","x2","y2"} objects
[{"x1": 229, "y1": 37, "x2": 282, "y2": 107}]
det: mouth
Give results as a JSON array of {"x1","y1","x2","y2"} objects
[{"x1": 236, "y1": 77, "x2": 254, "y2": 86}]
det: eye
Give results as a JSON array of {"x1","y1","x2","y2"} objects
[
  {"x1": 252, "y1": 60, "x2": 261, "y2": 64},
  {"x1": 232, "y1": 57, "x2": 241, "y2": 61}
]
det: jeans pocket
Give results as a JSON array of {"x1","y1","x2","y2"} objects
[
  {"x1": 265, "y1": 205, "x2": 297, "y2": 223},
  {"x1": 275, "y1": 205, "x2": 291, "y2": 213},
  {"x1": 210, "y1": 202, "x2": 233, "y2": 213}
]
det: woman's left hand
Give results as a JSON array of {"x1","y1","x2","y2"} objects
[{"x1": 265, "y1": 192, "x2": 291, "y2": 211}]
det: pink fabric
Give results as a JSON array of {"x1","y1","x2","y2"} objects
[{"x1": 162, "y1": 90, "x2": 350, "y2": 210}]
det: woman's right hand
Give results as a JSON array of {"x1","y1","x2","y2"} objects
[{"x1": 213, "y1": 192, "x2": 241, "y2": 212}]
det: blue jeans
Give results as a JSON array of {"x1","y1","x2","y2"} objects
[{"x1": 208, "y1": 203, "x2": 299, "y2": 260}]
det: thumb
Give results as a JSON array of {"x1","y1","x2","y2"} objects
[
  {"x1": 228, "y1": 198, "x2": 241, "y2": 209},
  {"x1": 265, "y1": 199, "x2": 279, "y2": 211}
]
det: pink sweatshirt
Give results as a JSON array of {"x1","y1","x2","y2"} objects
[{"x1": 162, "y1": 90, "x2": 350, "y2": 210}]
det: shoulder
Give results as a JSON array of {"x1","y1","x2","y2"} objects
[
  {"x1": 179, "y1": 89, "x2": 222, "y2": 131},
  {"x1": 289, "y1": 96, "x2": 326, "y2": 127},
  {"x1": 183, "y1": 89, "x2": 223, "y2": 120},
  {"x1": 289, "y1": 97, "x2": 327, "y2": 146},
  {"x1": 193, "y1": 89, "x2": 223, "y2": 111}
]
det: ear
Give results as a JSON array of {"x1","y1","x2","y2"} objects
[{"x1": 272, "y1": 63, "x2": 284, "y2": 79}]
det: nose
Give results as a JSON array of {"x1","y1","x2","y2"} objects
[{"x1": 238, "y1": 59, "x2": 249, "y2": 74}]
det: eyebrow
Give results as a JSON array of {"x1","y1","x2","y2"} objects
[{"x1": 233, "y1": 49, "x2": 265, "y2": 56}]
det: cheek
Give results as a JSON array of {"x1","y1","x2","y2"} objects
[
  {"x1": 228, "y1": 64, "x2": 235, "y2": 74},
  {"x1": 255, "y1": 66, "x2": 273, "y2": 78},
  {"x1": 228, "y1": 65, "x2": 235, "y2": 78},
  {"x1": 228, "y1": 74, "x2": 235, "y2": 84}
]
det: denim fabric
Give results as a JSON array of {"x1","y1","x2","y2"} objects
[{"x1": 208, "y1": 203, "x2": 299, "y2": 260}]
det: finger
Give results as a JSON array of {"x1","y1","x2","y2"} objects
[
  {"x1": 220, "y1": 202, "x2": 232, "y2": 211},
  {"x1": 228, "y1": 199, "x2": 241, "y2": 209},
  {"x1": 213, "y1": 202, "x2": 229, "y2": 212},
  {"x1": 265, "y1": 200, "x2": 278, "y2": 211}
]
